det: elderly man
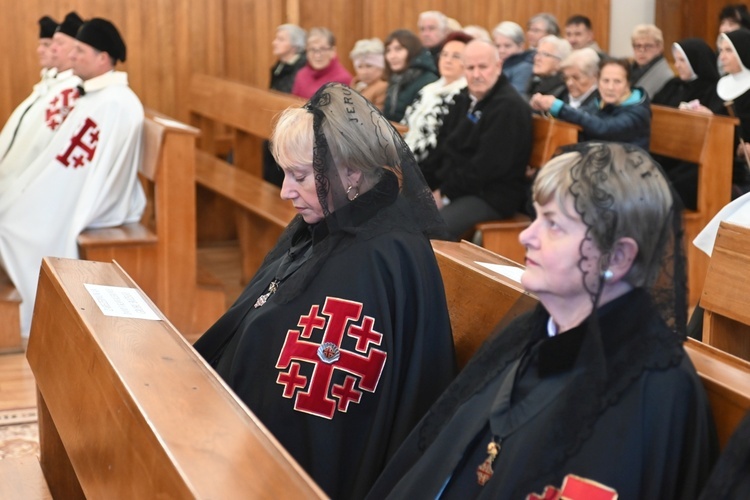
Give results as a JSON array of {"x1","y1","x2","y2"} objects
[
  {"x1": 420, "y1": 39, "x2": 532, "y2": 240},
  {"x1": 0, "y1": 17, "x2": 145, "y2": 335},
  {"x1": 0, "y1": 12, "x2": 83, "y2": 183},
  {"x1": 418, "y1": 10, "x2": 451, "y2": 66},
  {"x1": 630, "y1": 24, "x2": 674, "y2": 98}
]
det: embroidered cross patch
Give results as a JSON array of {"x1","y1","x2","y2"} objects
[
  {"x1": 45, "y1": 87, "x2": 80, "y2": 131},
  {"x1": 55, "y1": 117, "x2": 100, "y2": 168},
  {"x1": 275, "y1": 297, "x2": 387, "y2": 419}
]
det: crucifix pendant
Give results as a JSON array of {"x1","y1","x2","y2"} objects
[
  {"x1": 254, "y1": 280, "x2": 279, "y2": 308},
  {"x1": 476, "y1": 438, "x2": 500, "y2": 486}
]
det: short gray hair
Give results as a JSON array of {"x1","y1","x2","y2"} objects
[
  {"x1": 418, "y1": 10, "x2": 448, "y2": 32},
  {"x1": 538, "y1": 35, "x2": 572, "y2": 60},
  {"x1": 492, "y1": 21, "x2": 525, "y2": 46},
  {"x1": 561, "y1": 47, "x2": 600, "y2": 77},
  {"x1": 277, "y1": 24, "x2": 306, "y2": 53},
  {"x1": 529, "y1": 13, "x2": 560, "y2": 36}
]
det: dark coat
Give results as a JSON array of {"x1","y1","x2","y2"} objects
[
  {"x1": 384, "y1": 50, "x2": 439, "y2": 122},
  {"x1": 420, "y1": 74, "x2": 532, "y2": 218},
  {"x1": 368, "y1": 289, "x2": 718, "y2": 500},
  {"x1": 269, "y1": 54, "x2": 307, "y2": 93},
  {"x1": 194, "y1": 172, "x2": 456, "y2": 500},
  {"x1": 556, "y1": 87, "x2": 652, "y2": 150}
]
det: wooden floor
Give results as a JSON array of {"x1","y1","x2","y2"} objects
[{"x1": 0, "y1": 241, "x2": 245, "y2": 414}]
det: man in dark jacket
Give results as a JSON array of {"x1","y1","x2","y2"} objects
[{"x1": 422, "y1": 39, "x2": 533, "y2": 240}]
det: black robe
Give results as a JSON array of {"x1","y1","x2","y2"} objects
[
  {"x1": 698, "y1": 410, "x2": 750, "y2": 499},
  {"x1": 367, "y1": 289, "x2": 717, "y2": 500},
  {"x1": 194, "y1": 172, "x2": 456, "y2": 499}
]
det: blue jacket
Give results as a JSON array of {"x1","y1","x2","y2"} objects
[{"x1": 550, "y1": 88, "x2": 652, "y2": 150}]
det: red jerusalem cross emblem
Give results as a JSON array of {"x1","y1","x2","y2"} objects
[
  {"x1": 55, "y1": 117, "x2": 100, "y2": 168},
  {"x1": 275, "y1": 297, "x2": 387, "y2": 419},
  {"x1": 45, "y1": 87, "x2": 80, "y2": 131}
]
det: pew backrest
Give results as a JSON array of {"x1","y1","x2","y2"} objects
[
  {"x1": 701, "y1": 221, "x2": 750, "y2": 361},
  {"x1": 650, "y1": 105, "x2": 737, "y2": 306},
  {"x1": 77, "y1": 111, "x2": 225, "y2": 335},
  {"x1": 26, "y1": 257, "x2": 326, "y2": 499}
]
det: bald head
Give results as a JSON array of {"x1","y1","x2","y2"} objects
[{"x1": 463, "y1": 40, "x2": 502, "y2": 100}]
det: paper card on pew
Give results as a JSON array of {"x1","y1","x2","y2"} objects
[
  {"x1": 84, "y1": 284, "x2": 160, "y2": 320},
  {"x1": 475, "y1": 261, "x2": 524, "y2": 282}
]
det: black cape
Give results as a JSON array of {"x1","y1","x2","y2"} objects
[
  {"x1": 367, "y1": 289, "x2": 717, "y2": 499},
  {"x1": 194, "y1": 172, "x2": 457, "y2": 499}
]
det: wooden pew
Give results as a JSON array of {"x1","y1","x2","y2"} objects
[
  {"x1": 475, "y1": 115, "x2": 580, "y2": 264},
  {"x1": 432, "y1": 239, "x2": 750, "y2": 448},
  {"x1": 649, "y1": 105, "x2": 736, "y2": 307},
  {"x1": 77, "y1": 111, "x2": 225, "y2": 336},
  {"x1": 25, "y1": 257, "x2": 326, "y2": 499},
  {"x1": 190, "y1": 75, "x2": 303, "y2": 281},
  {"x1": 700, "y1": 221, "x2": 750, "y2": 361}
]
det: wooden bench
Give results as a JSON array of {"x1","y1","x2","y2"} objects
[
  {"x1": 432, "y1": 239, "x2": 750, "y2": 448},
  {"x1": 25, "y1": 257, "x2": 326, "y2": 499},
  {"x1": 77, "y1": 110, "x2": 225, "y2": 336},
  {"x1": 700, "y1": 221, "x2": 750, "y2": 361},
  {"x1": 475, "y1": 115, "x2": 581, "y2": 264},
  {"x1": 190, "y1": 75, "x2": 305, "y2": 281},
  {"x1": 650, "y1": 105, "x2": 737, "y2": 307}
]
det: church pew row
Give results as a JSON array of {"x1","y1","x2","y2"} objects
[
  {"x1": 700, "y1": 221, "x2": 750, "y2": 361},
  {"x1": 77, "y1": 110, "x2": 225, "y2": 336},
  {"x1": 431, "y1": 239, "x2": 750, "y2": 448},
  {"x1": 479, "y1": 106, "x2": 737, "y2": 309},
  {"x1": 15, "y1": 245, "x2": 750, "y2": 497},
  {"x1": 25, "y1": 257, "x2": 326, "y2": 499}
]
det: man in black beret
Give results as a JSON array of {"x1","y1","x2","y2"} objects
[{"x1": 0, "y1": 17, "x2": 145, "y2": 337}]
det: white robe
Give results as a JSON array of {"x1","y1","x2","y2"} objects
[
  {"x1": 0, "y1": 69, "x2": 81, "y2": 190},
  {"x1": 0, "y1": 69, "x2": 82, "y2": 189},
  {"x1": 693, "y1": 191, "x2": 750, "y2": 256},
  {"x1": 0, "y1": 70, "x2": 146, "y2": 335}
]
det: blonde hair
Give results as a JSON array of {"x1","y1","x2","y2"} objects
[{"x1": 631, "y1": 24, "x2": 664, "y2": 47}]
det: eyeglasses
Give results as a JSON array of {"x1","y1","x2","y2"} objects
[
  {"x1": 307, "y1": 47, "x2": 332, "y2": 55},
  {"x1": 632, "y1": 43, "x2": 657, "y2": 51},
  {"x1": 536, "y1": 50, "x2": 561, "y2": 60}
]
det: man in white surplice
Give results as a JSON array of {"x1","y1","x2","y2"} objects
[
  {"x1": 0, "y1": 13, "x2": 84, "y2": 189},
  {"x1": 0, "y1": 17, "x2": 146, "y2": 335}
]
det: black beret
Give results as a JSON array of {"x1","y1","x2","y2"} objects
[
  {"x1": 38, "y1": 16, "x2": 58, "y2": 39},
  {"x1": 76, "y1": 18, "x2": 127, "y2": 63},
  {"x1": 57, "y1": 12, "x2": 83, "y2": 38}
]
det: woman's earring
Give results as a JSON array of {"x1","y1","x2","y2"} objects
[
  {"x1": 346, "y1": 185, "x2": 359, "y2": 201},
  {"x1": 602, "y1": 269, "x2": 614, "y2": 281}
]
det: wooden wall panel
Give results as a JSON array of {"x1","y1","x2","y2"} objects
[{"x1": 6, "y1": 0, "x2": 732, "y2": 129}]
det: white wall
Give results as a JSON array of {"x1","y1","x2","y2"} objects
[{"x1": 608, "y1": 0, "x2": 656, "y2": 57}]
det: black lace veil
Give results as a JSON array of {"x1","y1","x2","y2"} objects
[
  {"x1": 560, "y1": 141, "x2": 687, "y2": 336},
  {"x1": 303, "y1": 82, "x2": 447, "y2": 238},
  {"x1": 262, "y1": 82, "x2": 448, "y2": 304}
]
